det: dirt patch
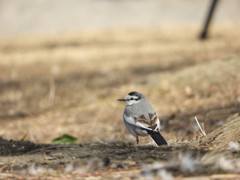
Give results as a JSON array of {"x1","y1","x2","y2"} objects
[
  {"x1": 0, "y1": 137, "x2": 43, "y2": 156},
  {"x1": 1, "y1": 116, "x2": 240, "y2": 177},
  {"x1": 0, "y1": 137, "x2": 239, "y2": 179},
  {"x1": 195, "y1": 117, "x2": 240, "y2": 148}
]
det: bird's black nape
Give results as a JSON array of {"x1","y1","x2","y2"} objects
[
  {"x1": 128, "y1": 91, "x2": 139, "y2": 96},
  {"x1": 128, "y1": 91, "x2": 144, "y2": 97}
]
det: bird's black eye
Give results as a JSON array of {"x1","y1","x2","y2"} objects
[{"x1": 128, "y1": 97, "x2": 134, "y2": 101}]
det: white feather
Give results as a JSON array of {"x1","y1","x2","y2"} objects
[
  {"x1": 123, "y1": 114, "x2": 149, "y2": 136},
  {"x1": 124, "y1": 114, "x2": 151, "y2": 130}
]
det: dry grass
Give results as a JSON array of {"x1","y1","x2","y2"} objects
[{"x1": 0, "y1": 23, "x2": 240, "y2": 145}]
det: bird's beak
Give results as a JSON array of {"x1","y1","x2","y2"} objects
[{"x1": 117, "y1": 98, "x2": 126, "y2": 101}]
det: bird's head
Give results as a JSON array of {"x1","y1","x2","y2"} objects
[{"x1": 117, "y1": 91, "x2": 145, "y2": 106}]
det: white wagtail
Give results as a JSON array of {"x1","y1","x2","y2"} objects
[{"x1": 118, "y1": 91, "x2": 168, "y2": 146}]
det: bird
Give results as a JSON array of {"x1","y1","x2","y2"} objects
[{"x1": 118, "y1": 91, "x2": 168, "y2": 146}]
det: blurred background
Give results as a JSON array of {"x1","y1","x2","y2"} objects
[
  {"x1": 0, "y1": 0, "x2": 240, "y2": 36},
  {"x1": 0, "y1": 0, "x2": 240, "y2": 144}
]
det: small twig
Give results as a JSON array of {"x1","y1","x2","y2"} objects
[
  {"x1": 194, "y1": 116, "x2": 206, "y2": 136},
  {"x1": 201, "y1": 122, "x2": 206, "y2": 134}
]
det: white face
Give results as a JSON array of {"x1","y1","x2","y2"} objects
[{"x1": 125, "y1": 95, "x2": 140, "y2": 106}]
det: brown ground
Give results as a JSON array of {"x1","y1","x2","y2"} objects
[{"x1": 0, "y1": 24, "x2": 240, "y2": 179}]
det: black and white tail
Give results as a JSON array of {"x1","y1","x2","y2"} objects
[{"x1": 145, "y1": 129, "x2": 168, "y2": 146}]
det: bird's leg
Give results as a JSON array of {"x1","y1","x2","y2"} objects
[{"x1": 136, "y1": 136, "x2": 139, "y2": 145}]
